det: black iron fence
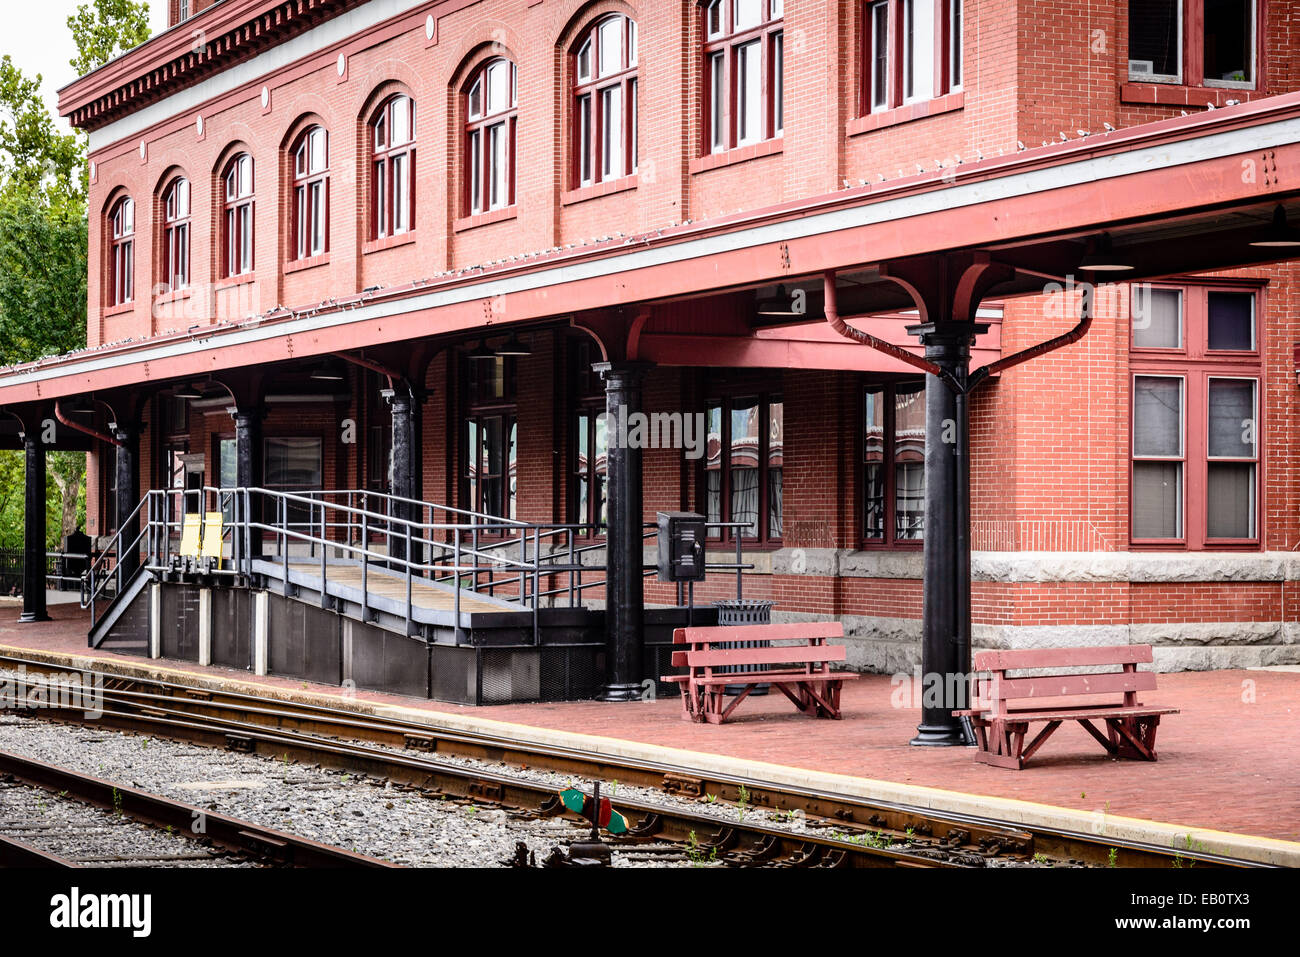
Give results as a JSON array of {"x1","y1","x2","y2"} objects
[{"x1": 0, "y1": 547, "x2": 91, "y2": 595}]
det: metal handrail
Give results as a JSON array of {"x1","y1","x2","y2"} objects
[{"x1": 82, "y1": 485, "x2": 755, "y2": 644}]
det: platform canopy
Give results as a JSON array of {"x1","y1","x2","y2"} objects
[{"x1": 1, "y1": 93, "x2": 1299, "y2": 411}]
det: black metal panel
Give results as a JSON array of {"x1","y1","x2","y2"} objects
[
  {"x1": 159, "y1": 583, "x2": 201, "y2": 661},
  {"x1": 538, "y1": 645, "x2": 604, "y2": 702},
  {"x1": 211, "y1": 587, "x2": 251, "y2": 669},
  {"x1": 268, "y1": 595, "x2": 341, "y2": 686},
  {"x1": 429, "y1": 644, "x2": 476, "y2": 704},
  {"x1": 349, "y1": 619, "x2": 427, "y2": 698}
]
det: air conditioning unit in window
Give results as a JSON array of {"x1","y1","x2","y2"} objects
[{"x1": 1128, "y1": 59, "x2": 1155, "y2": 76}]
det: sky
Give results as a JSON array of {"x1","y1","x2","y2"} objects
[{"x1": 5, "y1": 1, "x2": 170, "y2": 131}]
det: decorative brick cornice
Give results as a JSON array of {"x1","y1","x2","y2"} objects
[{"x1": 58, "y1": 0, "x2": 364, "y2": 132}]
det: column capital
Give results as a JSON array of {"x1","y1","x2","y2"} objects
[
  {"x1": 593, "y1": 360, "x2": 653, "y2": 385},
  {"x1": 904, "y1": 321, "x2": 989, "y2": 346}
]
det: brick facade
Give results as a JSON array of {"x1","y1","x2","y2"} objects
[{"x1": 73, "y1": 0, "x2": 1300, "y2": 671}]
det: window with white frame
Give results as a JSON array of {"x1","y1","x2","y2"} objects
[
  {"x1": 861, "y1": 0, "x2": 963, "y2": 113},
  {"x1": 466, "y1": 58, "x2": 517, "y2": 215},
  {"x1": 371, "y1": 94, "x2": 416, "y2": 239},
  {"x1": 222, "y1": 153, "x2": 254, "y2": 278},
  {"x1": 703, "y1": 0, "x2": 784, "y2": 154},
  {"x1": 162, "y1": 176, "x2": 190, "y2": 291},
  {"x1": 108, "y1": 196, "x2": 135, "y2": 307},
  {"x1": 574, "y1": 15, "x2": 638, "y2": 187},
  {"x1": 292, "y1": 126, "x2": 329, "y2": 260}
]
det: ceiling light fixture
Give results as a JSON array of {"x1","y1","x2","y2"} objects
[
  {"x1": 1249, "y1": 205, "x2": 1300, "y2": 249},
  {"x1": 1078, "y1": 233, "x2": 1134, "y2": 273}
]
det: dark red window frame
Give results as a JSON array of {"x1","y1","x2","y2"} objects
[
  {"x1": 700, "y1": 390, "x2": 784, "y2": 546},
  {"x1": 461, "y1": 354, "x2": 519, "y2": 524},
  {"x1": 701, "y1": 0, "x2": 784, "y2": 155},
  {"x1": 573, "y1": 14, "x2": 638, "y2": 188},
  {"x1": 162, "y1": 176, "x2": 191, "y2": 291},
  {"x1": 291, "y1": 126, "x2": 329, "y2": 261},
  {"x1": 464, "y1": 58, "x2": 517, "y2": 216},
  {"x1": 222, "y1": 153, "x2": 254, "y2": 279},
  {"x1": 861, "y1": 379, "x2": 926, "y2": 549},
  {"x1": 107, "y1": 196, "x2": 135, "y2": 307},
  {"x1": 859, "y1": 0, "x2": 962, "y2": 115},
  {"x1": 370, "y1": 94, "x2": 416, "y2": 240},
  {"x1": 1126, "y1": 0, "x2": 1265, "y2": 91},
  {"x1": 1128, "y1": 282, "x2": 1263, "y2": 550}
]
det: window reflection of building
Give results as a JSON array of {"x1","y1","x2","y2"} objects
[
  {"x1": 863, "y1": 380, "x2": 925, "y2": 546},
  {"x1": 704, "y1": 392, "x2": 783, "y2": 543},
  {"x1": 463, "y1": 355, "x2": 518, "y2": 521}
]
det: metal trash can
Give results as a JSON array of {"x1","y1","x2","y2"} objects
[{"x1": 713, "y1": 599, "x2": 775, "y2": 696}]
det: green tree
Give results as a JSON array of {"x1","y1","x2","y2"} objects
[
  {"x1": 0, "y1": 4, "x2": 152, "y2": 554},
  {"x1": 0, "y1": 187, "x2": 88, "y2": 364},
  {"x1": 67, "y1": 0, "x2": 153, "y2": 78},
  {"x1": 0, "y1": 57, "x2": 83, "y2": 193}
]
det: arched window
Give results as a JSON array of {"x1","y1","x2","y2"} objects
[
  {"x1": 292, "y1": 126, "x2": 329, "y2": 260},
  {"x1": 163, "y1": 177, "x2": 191, "y2": 290},
  {"x1": 108, "y1": 196, "x2": 135, "y2": 307},
  {"x1": 574, "y1": 15, "x2": 638, "y2": 187},
  {"x1": 465, "y1": 58, "x2": 517, "y2": 215},
  {"x1": 222, "y1": 153, "x2": 254, "y2": 278},
  {"x1": 703, "y1": 0, "x2": 784, "y2": 153},
  {"x1": 371, "y1": 94, "x2": 416, "y2": 239}
]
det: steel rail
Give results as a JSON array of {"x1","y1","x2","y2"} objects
[
  {"x1": 13, "y1": 699, "x2": 959, "y2": 869},
  {"x1": 0, "y1": 653, "x2": 1258, "y2": 869},
  {"x1": 0, "y1": 746, "x2": 397, "y2": 869},
  {"x1": 0, "y1": 833, "x2": 77, "y2": 868}
]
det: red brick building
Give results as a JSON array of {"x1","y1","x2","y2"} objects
[{"x1": 2, "y1": 0, "x2": 1299, "y2": 708}]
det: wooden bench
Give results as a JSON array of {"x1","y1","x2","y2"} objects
[
  {"x1": 663, "y1": 623, "x2": 858, "y2": 725},
  {"x1": 954, "y1": 645, "x2": 1179, "y2": 770}
]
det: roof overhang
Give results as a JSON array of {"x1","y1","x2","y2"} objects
[{"x1": 11, "y1": 92, "x2": 1300, "y2": 407}]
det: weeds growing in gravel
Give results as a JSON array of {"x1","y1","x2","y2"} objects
[{"x1": 686, "y1": 830, "x2": 718, "y2": 867}]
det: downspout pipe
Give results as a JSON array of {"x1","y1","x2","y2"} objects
[
  {"x1": 55, "y1": 400, "x2": 124, "y2": 448},
  {"x1": 968, "y1": 277, "x2": 1095, "y2": 392},
  {"x1": 821, "y1": 271, "x2": 962, "y2": 393}
]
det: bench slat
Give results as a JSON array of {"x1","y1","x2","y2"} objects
[
  {"x1": 687, "y1": 672, "x2": 857, "y2": 687},
  {"x1": 673, "y1": 622, "x2": 845, "y2": 645},
  {"x1": 981, "y1": 670, "x2": 1156, "y2": 701},
  {"x1": 957, "y1": 705, "x2": 1178, "y2": 722},
  {"x1": 670, "y1": 646, "x2": 847, "y2": 669},
  {"x1": 974, "y1": 645, "x2": 1153, "y2": 671}
]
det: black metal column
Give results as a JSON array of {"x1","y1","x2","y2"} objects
[
  {"x1": 389, "y1": 391, "x2": 417, "y2": 564},
  {"x1": 906, "y1": 322, "x2": 985, "y2": 746},
  {"x1": 114, "y1": 425, "x2": 140, "y2": 583},
  {"x1": 18, "y1": 435, "x2": 49, "y2": 623},
  {"x1": 595, "y1": 361, "x2": 650, "y2": 701},
  {"x1": 235, "y1": 410, "x2": 263, "y2": 560}
]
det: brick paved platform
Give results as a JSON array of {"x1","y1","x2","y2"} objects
[{"x1": 3, "y1": 602, "x2": 1297, "y2": 847}]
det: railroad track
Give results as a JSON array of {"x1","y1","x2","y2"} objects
[
  {"x1": 0, "y1": 746, "x2": 396, "y2": 868},
  {"x1": 0, "y1": 653, "x2": 1262, "y2": 868}
]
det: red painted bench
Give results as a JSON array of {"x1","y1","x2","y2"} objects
[
  {"x1": 954, "y1": 645, "x2": 1179, "y2": 770},
  {"x1": 663, "y1": 623, "x2": 858, "y2": 724}
]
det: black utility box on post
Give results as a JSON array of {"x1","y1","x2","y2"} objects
[
  {"x1": 656, "y1": 512, "x2": 707, "y2": 582},
  {"x1": 60, "y1": 530, "x2": 92, "y2": 593}
]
